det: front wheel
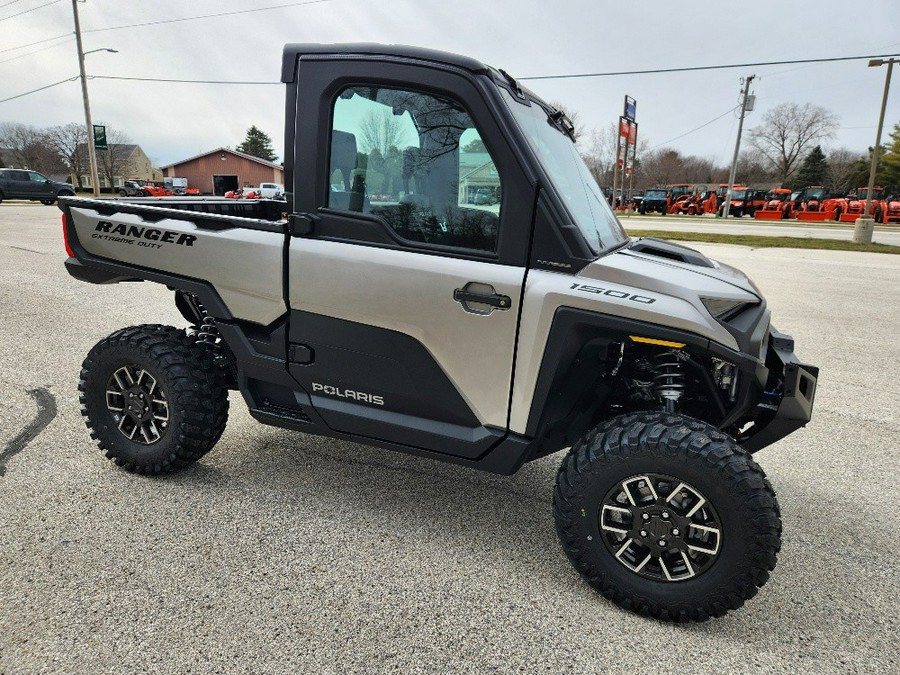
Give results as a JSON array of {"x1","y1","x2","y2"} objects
[
  {"x1": 553, "y1": 412, "x2": 781, "y2": 622},
  {"x1": 79, "y1": 324, "x2": 229, "y2": 474}
]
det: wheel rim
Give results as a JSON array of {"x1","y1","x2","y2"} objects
[
  {"x1": 599, "y1": 473, "x2": 722, "y2": 582},
  {"x1": 105, "y1": 365, "x2": 170, "y2": 445}
]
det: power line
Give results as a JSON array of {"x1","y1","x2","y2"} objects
[
  {"x1": 0, "y1": 32, "x2": 70, "y2": 53},
  {"x1": 91, "y1": 75, "x2": 280, "y2": 85},
  {"x1": 519, "y1": 52, "x2": 900, "y2": 80},
  {"x1": 646, "y1": 106, "x2": 740, "y2": 151},
  {"x1": 82, "y1": 0, "x2": 329, "y2": 33},
  {"x1": 0, "y1": 75, "x2": 77, "y2": 104},
  {"x1": 0, "y1": 0, "x2": 62, "y2": 24},
  {"x1": 0, "y1": 36, "x2": 73, "y2": 65},
  {"x1": 0, "y1": 0, "x2": 30, "y2": 10}
]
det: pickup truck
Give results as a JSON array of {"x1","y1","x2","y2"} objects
[{"x1": 60, "y1": 43, "x2": 817, "y2": 622}]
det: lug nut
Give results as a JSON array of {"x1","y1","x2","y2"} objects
[
  {"x1": 658, "y1": 539, "x2": 667, "y2": 547},
  {"x1": 642, "y1": 513, "x2": 650, "y2": 521},
  {"x1": 640, "y1": 530, "x2": 647, "y2": 537},
  {"x1": 662, "y1": 512, "x2": 669, "y2": 519},
  {"x1": 672, "y1": 528, "x2": 680, "y2": 536}
]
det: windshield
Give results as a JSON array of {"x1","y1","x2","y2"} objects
[
  {"x1": 500, "y1": 89, "x2": 628, "y2": 253},
  {"x1": 645, "y1": 190, "x2": 667, "y2": 199},
  {"x1": 731, "y1": 189, "x2": 747, "y2": 199}
]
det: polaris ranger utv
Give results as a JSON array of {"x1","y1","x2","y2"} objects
[{"x1": 60, "y1": 44, "x2": 817, "y2": 622}]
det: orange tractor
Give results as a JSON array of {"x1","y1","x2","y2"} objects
[
  {"x1": 753, "y1": 188, "x2": 794, "y2": 220},
  {"x1": 824, "y1": 187, "x2": 889, "y2": 223},
  {"x1": 791, "y1": 186, "x2": 835, "y2": 221}
]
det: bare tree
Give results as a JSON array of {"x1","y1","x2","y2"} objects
[
  {"x1": 0, "y1": 122, "x2": 61, "y2": 173},
  {"x1": 826, "y1": 147, "x2": 866, "y2": 194},
  {"x1": 548, "y1": 101, "x2": 585, "y2": 143},
  {"x1": 359, "y1": 109, "x2": 410, "y2": 156},
  {"x1": 735, "y1": 148, "x2": 774, "y2": 185},
  {"x1": 581, "y1": 123, "x2": 618, "y2": 186},
  {"x1": 749, "y1": 103, "x2": 838, "y2": 183},
  {"x1": 45, "y1": 123, "x2": 88, "y2": 188},
  {"x1": 95, "y1": 125, "x2": 133, "y2": 189}
]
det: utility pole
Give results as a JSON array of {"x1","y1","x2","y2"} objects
[
  {"x1": 863, "y1": 58, "x2": 895, "y2": 218},
  {"x1": 721, "y1": 74, "x2": 755, "y2": 219},
  {"x1": 72, "y1": 0, "x2": 100, "y2": 197}
]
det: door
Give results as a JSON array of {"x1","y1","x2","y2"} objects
[
  {"x1": 27, "y1": 171, "x2": 54, "y2": 198},
  {"x1": 213, "y1": 175, "x2": 238, "y2": 196},
  {"x1": 7, "y1": 170, "x2": 32, "y2": 198},
  {"x1": 286, "y1": 58, "x2": 534, "y2": 457}
]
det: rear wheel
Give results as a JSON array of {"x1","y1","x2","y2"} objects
[
  {"x1": 554, "y1": 412, "x2": 781, "y2": 621},
  {"x1": 79, "y1": 324, "x2": 229, "y2": 474}
]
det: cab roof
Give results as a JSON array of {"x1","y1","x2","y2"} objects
[{"x1": 281, "y1": 43, "x2": 492, "y2": 83}]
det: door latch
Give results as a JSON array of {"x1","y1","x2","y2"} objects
[{"x1": 453, "y1": 283, "x2": 512, "y2": 315}]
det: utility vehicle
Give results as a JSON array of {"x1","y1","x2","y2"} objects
[{"x1": 60, "y1": 44, "x2": 817, "y2": 622}]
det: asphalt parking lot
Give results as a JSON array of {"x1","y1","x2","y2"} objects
[{"x1": 1, "y1": 203, "x2": 898, "y2": 674}]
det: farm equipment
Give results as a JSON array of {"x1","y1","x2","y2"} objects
[
  {"x1": 882, "y1": 194, "x2": 900, "y2": 222},
  {"x1": 825, "y1": 187, "x2": 886, "y2": 223},
  {"x1": 792, "y1": 186, "x2": 835, "y2": 222},
  {"x1": 224, "y1": 187, "x2": 262, "y2": 199},
  {"x1": 725, "y1": 188, "x2": 766, "y2": 217},
  {"x1": 163, "y1": 176, "x2": 201, "y2": 196},
  {"x1": 753, "y1": 188, "x2": 793, "y2": 220},
  {"x1": 637, "y1": 189, "x2": 668, "y2": 214}
]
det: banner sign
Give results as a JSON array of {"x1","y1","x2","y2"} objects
[{"x1": 93, "y1": 125, "x2": 108, "y2": 151}]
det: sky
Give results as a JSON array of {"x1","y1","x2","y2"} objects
[{"x1": 1, "y1": 0, "x2": 899, "y2": 168}]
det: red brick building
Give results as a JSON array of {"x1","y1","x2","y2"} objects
[{"x1": 160, "y1": 148, "x2": 284, "y2": 195}]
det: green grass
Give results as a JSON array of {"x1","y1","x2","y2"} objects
[{"x1": 625, "y1": 229, "x2": 900, "y2": 254}]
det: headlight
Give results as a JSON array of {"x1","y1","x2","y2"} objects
[{"x1": 701, "y1": 297, "x2": 751, "y2": 320}]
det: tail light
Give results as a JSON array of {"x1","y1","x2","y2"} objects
[{"x1": 62, "y1": 212, "x2": 75, "y2": 257}]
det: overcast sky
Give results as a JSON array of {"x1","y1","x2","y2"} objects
[{"x1": 2, "y1": 0, "x2": 899, "y2": 168}]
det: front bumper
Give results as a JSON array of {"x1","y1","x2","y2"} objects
[{"x1": 741, "y1": 329, "x2": 818, "y2": 452}]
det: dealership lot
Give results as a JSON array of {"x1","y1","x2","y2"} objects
[{"x1": 0, "y1": 204, "x2": 897, "y2": 673}]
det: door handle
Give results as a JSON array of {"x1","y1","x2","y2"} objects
[{"x1": 453, "y1": 287, "x2": 512, "y2": 311}]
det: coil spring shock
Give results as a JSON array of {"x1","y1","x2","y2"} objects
[
  {"x1": 652, "y1": 350, "x2": 686, "y2": 413},
  {"x1": 195, "y1": 310, "x2": 220, "y2": 350},
  {"x1": 187, "y1": 293, "x2": 235, "y2": 384}
]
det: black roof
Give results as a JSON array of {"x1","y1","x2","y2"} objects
[{"x1": 281, "y1": 43, "x2": 492, "y2": 83}]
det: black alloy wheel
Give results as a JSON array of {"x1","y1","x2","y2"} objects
[{"x1": 599, "y1": 473, "x2": 722, "y2": 582}]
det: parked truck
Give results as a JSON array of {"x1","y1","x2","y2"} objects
[{"x1": 59, "y1": 44, "x2": 817, "y2": 622}]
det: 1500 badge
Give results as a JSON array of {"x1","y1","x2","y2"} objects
[{"x1": 570, "y1": 283, "x2": 656, "y2": 304}]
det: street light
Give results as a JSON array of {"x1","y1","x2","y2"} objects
[
  {"x1": 856, "y1": 57, "x2": 896, "y2": 243},
  {"x1": 72, "y1": 0, "x2": 118, "y2": 197}
]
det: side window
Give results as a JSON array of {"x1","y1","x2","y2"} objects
[
  {"x1": 328, "y1": 85, "x2": 502, "y2": 252},
  {"x1": 28, "y1": 171, "x2": 48, "y2": 182}
]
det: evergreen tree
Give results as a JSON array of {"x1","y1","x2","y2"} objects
[
  {"x1": 877, "y1": 121, "x2": 900, "y2": 192},
  {"x1": 236, "y1": 126, "x2": 277, "y2": 161},
  {"x1": 788, "y1": 145, "x2": 828, "y2": 189}
]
